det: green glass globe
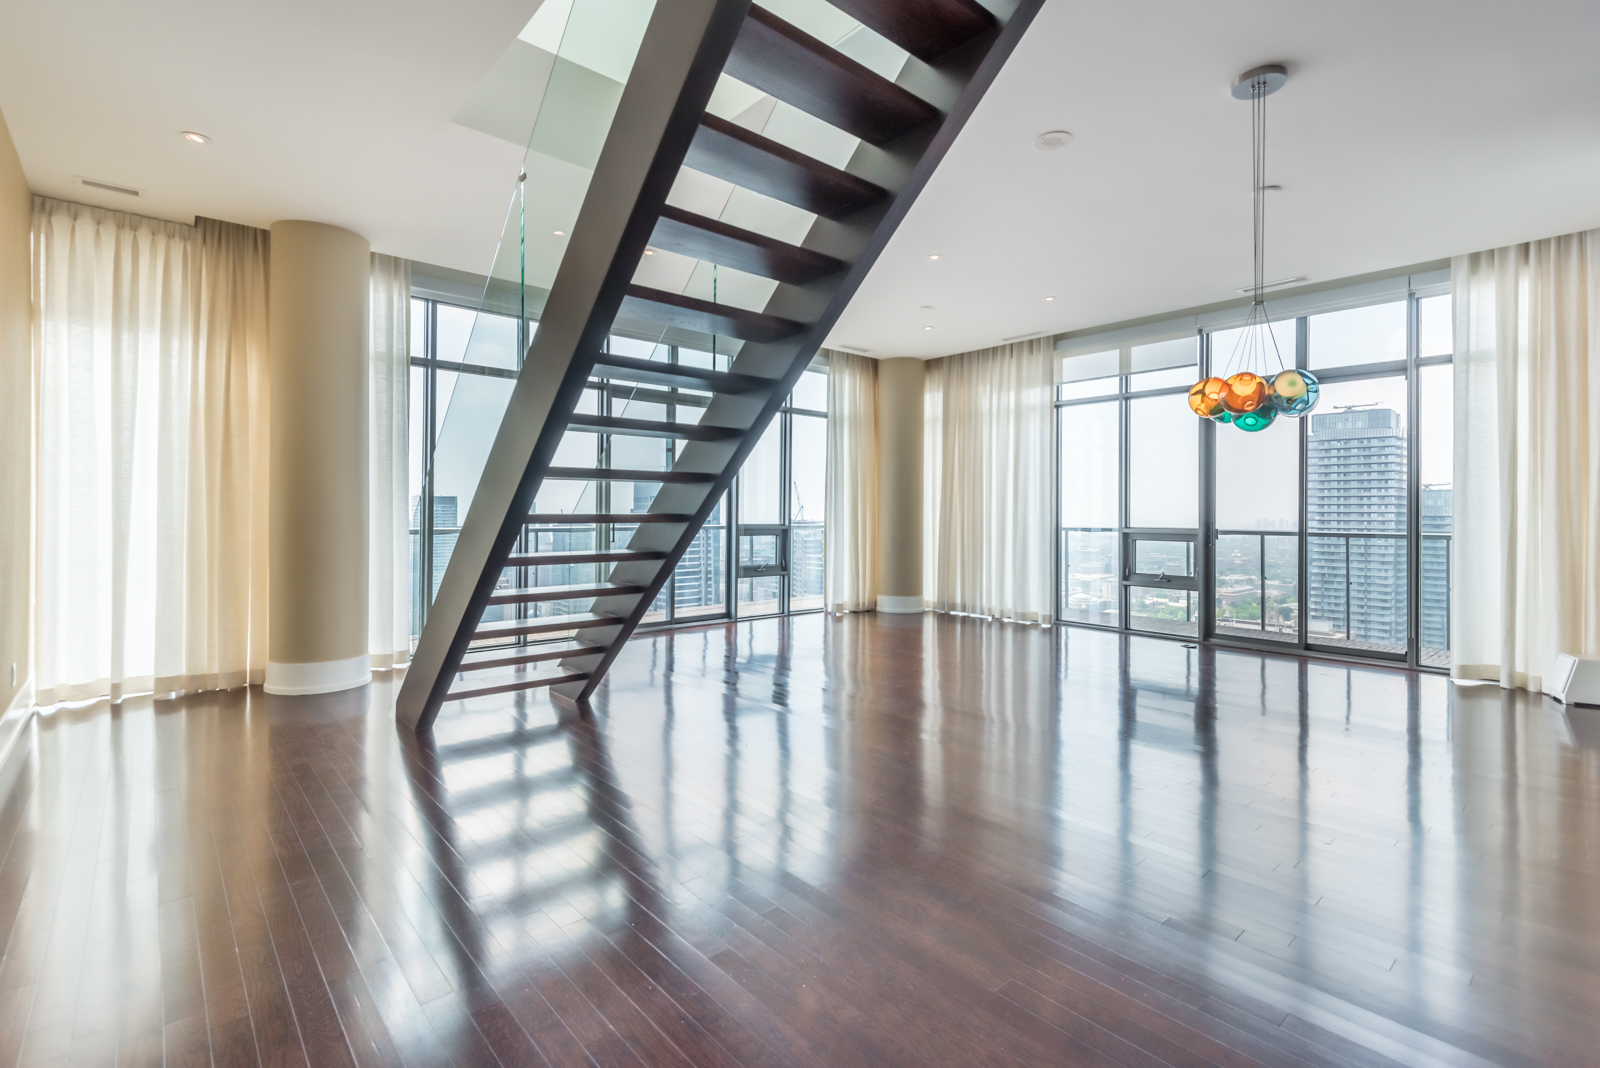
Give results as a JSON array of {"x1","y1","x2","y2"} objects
[{"x1": 1233, "y1": 407, "x2": 1277, "y2": 432}]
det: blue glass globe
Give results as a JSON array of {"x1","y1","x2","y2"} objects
[{"x1": 1270, "y1": 368, "x2": 1320, "y2": 416}]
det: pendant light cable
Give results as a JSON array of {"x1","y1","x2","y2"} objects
[{"x1": 1227, "y1": 71, "x2": 1285, "y2": 380}]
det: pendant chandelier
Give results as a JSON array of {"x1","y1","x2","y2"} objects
[{"x1": 1189, "y1": 64, "x2": 1319, "y2": 433}]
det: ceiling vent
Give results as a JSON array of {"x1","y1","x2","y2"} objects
[{"x1": 79, "y1": 177, "x2": 141, "y2": 197}]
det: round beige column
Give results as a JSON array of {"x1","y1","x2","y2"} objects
[
  {"x1": 875, "y1": 357, "x2": 924, "y2": 613},
  {"x1": 265, "y1": 221, "x2": 372, "y2": 695}
]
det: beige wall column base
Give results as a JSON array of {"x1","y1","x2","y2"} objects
[
  {"x1": 264, "y1": 655, "x2": 371, "y2": 696},
  {"x1": 267, "y1": 220, "x2": 371, "y2": 684},
  {"x1": 876, "y1": 595, "x2": 924, "y2": 614}
]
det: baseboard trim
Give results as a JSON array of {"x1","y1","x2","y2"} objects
[
  {"x1": 876, "y1": 595, "x2": 924, "y2": 615},
  {"x1": 264, "y1": 655, "x2": 371, "y2": 696}
]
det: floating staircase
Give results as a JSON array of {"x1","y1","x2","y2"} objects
[{"x1": 397, "y1": 0, "x2": 1043, "y2": 731}]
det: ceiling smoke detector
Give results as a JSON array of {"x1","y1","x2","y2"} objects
[{"x1": 1034, "y1": 130, "x2": 1072, "y2": 151}]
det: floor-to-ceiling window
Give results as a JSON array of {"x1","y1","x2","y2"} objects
[
  {"x1": 736, "y1": 368, "x2": 828, "y2": 617},
  {"x1": 408, "y1": 293, "x2": 826, "y2": 646},
  {"x1": 1058, "y1": 335, "x2": 1202, "y2": 635},
  {"x1": 1056, "y1": 272, "x2": 1453, "y2": 670}
]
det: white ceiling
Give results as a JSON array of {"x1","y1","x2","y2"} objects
[
  {"x1": 0, "y1": 0, "x2": 536, "y2": 271},
  {"x1": 834, "y1": 0, "x2": 1600, "y2": 356},
  {"x1": 4, "y1": 0, "x2": 1600, "y2": 358}
]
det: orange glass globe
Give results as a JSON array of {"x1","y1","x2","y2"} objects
[
  {"x1": 1222, "y1": 372, "x2": 1269, "y2": 414},
  {"x1": 1187, "y1": 377, "x2": 1228, "y2": 418}
]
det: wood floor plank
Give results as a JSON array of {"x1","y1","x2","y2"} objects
[{"x1": 2, "y1": 617, "x2": 1597, "y2": 1067}]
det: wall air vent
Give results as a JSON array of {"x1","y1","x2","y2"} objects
[{"x1": 79, "y1": 177, "x2": 142, "y2": 197}]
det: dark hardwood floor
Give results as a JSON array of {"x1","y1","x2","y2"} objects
[{"x1": 0, "y1": 613, "x2": 1596, "y2": 1067}]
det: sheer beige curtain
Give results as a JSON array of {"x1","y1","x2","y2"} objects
[
  {"x1": 824, "y1": 349, "x2": 878, "y2": 612},
  {"x1": 33, "y1": 198, "x2": 270, "y2": 705},
  {"x1": 370, "y1": 254, "x2": 411, "y2": 669},
  {"x1": 922, "y1": 338, "x2": 1055, "y2": 622},
  {"x1": 1453, "y1": 230, "x2": 1600, "y2": 690}
]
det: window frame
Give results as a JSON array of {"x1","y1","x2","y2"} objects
[
  {"x1": 1054, "y1": 279, "x2": 1454, "y2": 672},
  {"x1": 410, "y1": 294, "x2": 827, "y2": 645}
]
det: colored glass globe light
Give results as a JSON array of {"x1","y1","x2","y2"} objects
[
  {"x1": 1233, "y1": 406, "x2": 1278, "y2": 432},
  {"x1": 1212, "y1": 410, "x2": 1235, "y2": 424},
  {"x1": 1187, "y1": 377, "x2": 1228, "y2": 418},
  {"x1": 1270, "y1": 368, "x2": 1320, "y2": 416},
  {"x1": 1222, "y1": 372, "x2": 1269, "y2": 414}
]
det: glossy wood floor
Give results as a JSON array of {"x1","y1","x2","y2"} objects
[{"x1": 1, "y1": 614, "x2": 1597, "y2": 1067}]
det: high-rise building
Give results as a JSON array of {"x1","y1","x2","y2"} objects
[
  {"x1": 674, "y1": 528, "x2": 725, "y2": 614},
  {"x1": 1420, "y1": 484, "x2": 1452, "y2": 657},
  {"x1": 790, "y1": 524, "x2": 825, "y2": 608},
  {"x1": 410, "y1": 495, "x2": 462, "y2": 632},
  {"x1": 1307, "y1": 408, "x2": 1407, "y2": 648}
]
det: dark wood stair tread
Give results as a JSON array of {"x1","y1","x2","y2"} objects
[
  {"x1": 502, "y1": 549, "x2": 668, "y2": 567},
  {"x1": 457, "y1": 641, "x2": 607, "y2": 673},
  {"x1": 828, "y1": 0, "x2": 996, "y2": 62},
  {"x1": 446, "y1": 669, "x2": 590, "y2": 701},
  {"x1": 474, "y1": 613, "x2": 619, "y2": 640},
  {"x1": 649, "y1": 205, "x2": 844, "y2": 285},
  {"x1": 566, "y1": 413, "x2": 743, "y2": 441},
  {"x1": 525, "y1": 512, "x2": 694, "y2": 525},
  {"x1": 685, "y1": 114, "x2": 887, "y2": 219},
  {"x1": 725, "y1": 5, "x2": 940, "y2": 145},
  {"x1": 589, "y1": 352, "x2": 771, "y2": 393},
  {"x1": 486, "y1": 581, "x2": 645, "y2": 606},
  {"x1": 618, "y1": 284, "x2": 805, "y2": 343},
  {"x1": 546, "y1": 466, "x2": 718, "y2": 484}
]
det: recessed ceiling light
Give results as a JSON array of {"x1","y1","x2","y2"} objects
[
  {"x1": 1034, "y1": 130, "x2": 1072, "y2": 151},
  {"x1": 928, "y1": 254, "x2": 941, "y2": 261},
  {"x1": 181, "y1": 131, "x2": 210, "y2": 144},
  {"x1": 553, "y1": 230, "x2": 565, "y2": 236},
  {"x1": 1044, "y1": 296, "x2": 1055, "y2": 302},
  {"x1": 643, "y1": 249, "x2": 654, "y2": 255},
  {"x1": 923, "y1": 325, "x2": 935, "y2": 331}
]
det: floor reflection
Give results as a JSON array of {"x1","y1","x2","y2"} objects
[{"x1": 3, "y1": 616, "x2": 1600, "y2": 1066}]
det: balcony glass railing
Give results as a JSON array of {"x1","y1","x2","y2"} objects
[
  {"x1": 1419, "y1": 533, "x2": 1451, "y2": 668},
  {"x1": 1306, "y1": 532, "x2": 1408, "y2": 656},
  {"x1": 1060, "y1": 528, "x2": 1119, "y2": 628},
  {"x1": 1214, "y1": 532, "x2": 1299, "y2": 643}
]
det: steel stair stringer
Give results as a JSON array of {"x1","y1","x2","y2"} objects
[
  {"x1": 399, "y1": 0, "x2": 1047, "y2": 730},
  {"x1": 555, "y1": 0, "x2": 1047, "y2": 703},
  {"x1": 396, "y1": 0, "x2": 756, "y2": 731}
]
